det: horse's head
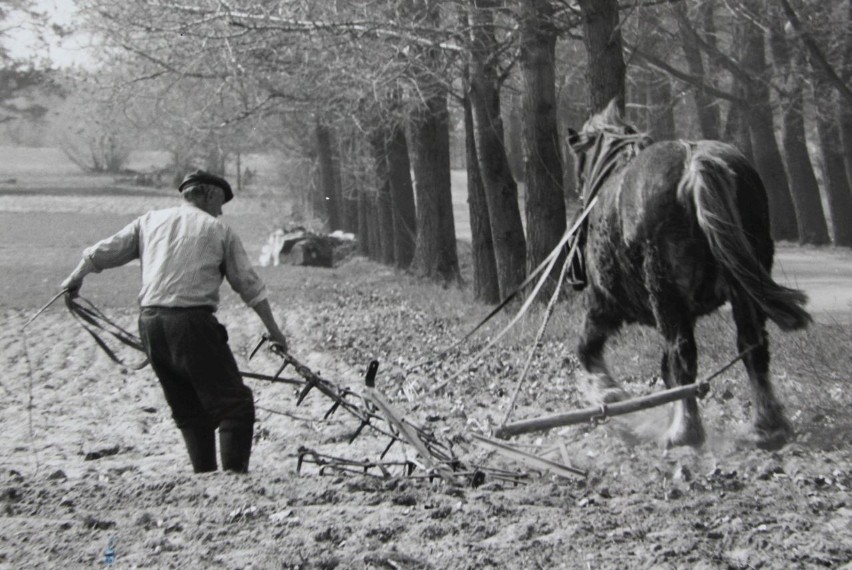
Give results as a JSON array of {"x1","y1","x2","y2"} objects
[{"x1": 567, "y1": 99, "x2": 651, "y2": 202}]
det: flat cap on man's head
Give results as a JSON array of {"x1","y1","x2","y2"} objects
[{"x1": 179, "y1": 169, "x2": 234, "y2": 203}]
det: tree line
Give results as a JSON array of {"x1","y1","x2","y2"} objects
[{"x1": 4, "y1": 0, "x2": 852, "y2": 303}]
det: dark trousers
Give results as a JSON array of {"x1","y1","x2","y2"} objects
[{"x1": 138, "y1": 307, "x2": 255, "y2": 431}]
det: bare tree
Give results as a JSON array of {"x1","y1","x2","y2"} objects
[
  {"x1": 518, "y1": 0, "x2": 566, "y2": 292},
  {"x1": 576, "y1": 0, "x2": 626, "y2": 113},
  {"x1": 467, "y1": 0, "x2": 525, "y2": 299},
  {"x1": 673, "y1": 1, "x2": 720, "y2": 139},
  {"x1": 768, "y1": 4, "x2": 829, "y2": 245}
]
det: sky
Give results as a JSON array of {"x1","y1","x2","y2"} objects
[{"x1": 3, "y1": 0, "x2": 94, "y2": 68}]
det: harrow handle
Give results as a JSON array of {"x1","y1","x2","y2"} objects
[
  {"x1": 364, "y1": 360, "x2": 379, "y2": 387},
  {"x1": 250, "y1": 333, "x2": 291, "y2": 360}
]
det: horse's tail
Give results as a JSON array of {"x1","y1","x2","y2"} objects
[{"x1": 678, "y1": 143, "x2": 812, "y2": 331}]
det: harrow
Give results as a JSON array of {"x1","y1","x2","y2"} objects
[
  {"x1": 31, "y1": 292, "x2": 589, "y2": 486},
  {"x1": 249, "y1": 335, "x2": 561, "y2": 487}
]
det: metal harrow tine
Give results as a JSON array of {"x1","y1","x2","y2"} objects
[
  {"x1": 266, "y1": 354, "x2": 544, "y2": 487},
  {"x1": 348, "y1": 418, "x2": 371, "y2": 443},
  {"x1": 296, "y1": 377, "x2": 320, "y2": 405},
  {"x1": 323, "y1": 400, "x2": 341, "y2": 419},
  {"x1": 379, "y1": 438, "x2": 396, "y2": 459},
  {"x1": 273, "y1": 358, "x2": 290, "y2": 380}
]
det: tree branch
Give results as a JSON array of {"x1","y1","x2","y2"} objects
[
  {"x1": 777, "y1": 0, "x2": 852, "y2": 104},
  {"x1": 624, "y1": 41, "x2": 744, "y2": 105},
  {"x1": 145, "y1": 1, "x2": 465, "y2": 54}
]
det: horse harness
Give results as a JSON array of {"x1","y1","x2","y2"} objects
[{"x1": 568, "y1": 130, "x2": 653, "y2": 290}]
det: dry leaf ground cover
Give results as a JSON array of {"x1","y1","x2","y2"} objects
[{"x1": 1, "y1": 156, "x2": 851, "y2": 569}]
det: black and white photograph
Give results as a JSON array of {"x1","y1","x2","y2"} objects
[{"x1": 1, "y1": 0, "x2": 851, "y2": 567}]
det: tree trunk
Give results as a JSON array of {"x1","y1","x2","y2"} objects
[
  {"x1": 463, "y1": 76, "x2": 500, "y2": 303},
  {"x1": 673, "y1": 1, "x2": 720, "y2": 139},
  {"x1": 203, "y1": 136, "x2": 225, "y2": 177},
  {"x1": 386, "y1": 123, "x2": 417, "y2": 268},
  {"x1": 518, "y1": 0, "x2": 566, "y2": 291},
  {"x1": 768, "y1": 7, "x2": 829, "y2": 245},
  {"x1": 367, "y1": 192, "x2": 381, "y2": 261},
  {"x1": 635, "y1": 6, "x2": 676, "y2": 140},
  {"x1": 557, "y1": 81, "x2": 584, "y2": 206},
  {"x1": 342, "y1": 180, "x2": 359, "y2": 235},
  {"x1": 504, "y1": 93, "x2": 525, "y2": 182},
  {"x1": 335, "y1": 143, "x2": 358, "y2": 233},
  {"x1": 839, "y1": 0, "x2": 852, "y2": 192},
  {"x1": 812, "y1": 65, "x2": 852, "y2": 246},
  {"x1": 469, "y1": 0, "x2": 526, "y2": 300},
  {"x1": 576, "y1": 0, "x2": 626, "y2": 113},
  {"x1": 737, "y1": 4, "x2": 799, "y2": 241},
  {"x1": 402, "y1": 0, "x2": 458, "y2": 283},
  {"x1": 408, "y1": 89, "x2": 460, "y2": 282},
  {"x1": 235, "y1": 151, "x2": 241, "y2": 194},
  {"x1": 315, "y1": 121, "x2": 342, "y2": 231},
  {"x1": 357, "y1": 188, "x2": 371, "y2": 257},
  {"x1": 724, "y1": 103, "x2": 753, "y2": 160},
  {"x1": 369, "y1": 128, "x2": 396, "y2": 264}
]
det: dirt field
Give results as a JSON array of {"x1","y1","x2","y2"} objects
[{"x1": 1, "y1": 159, "x2": 851, "y2": 569}]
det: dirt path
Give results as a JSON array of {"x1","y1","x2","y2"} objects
[{"x1": 773, "y1": 245, "x2": 852, "y2": 322}]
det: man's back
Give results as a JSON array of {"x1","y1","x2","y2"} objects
[{"x1": 137, "y1": 204, "x2": 228, "y2": 308}]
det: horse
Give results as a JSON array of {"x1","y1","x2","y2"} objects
[{"x1": 566, "y1": 100, "x2": 811, "y2": 450}]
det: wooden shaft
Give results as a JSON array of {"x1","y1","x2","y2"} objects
[{"x1": 494, "y1": 382, "x2": 707, "y2": 439}]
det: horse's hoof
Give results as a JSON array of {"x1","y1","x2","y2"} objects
[
  {"x1": 581, "y1": 372, "x2": 628, "y2": 406},
  {"x1": 752, "y1": 422, "x2": 792, "y2": 451},
  {"x1": 664, "y1": 421, "x2": 706, "y2": 449}
]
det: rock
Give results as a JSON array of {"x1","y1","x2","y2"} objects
[{"x1": 47, "y1": 470, "x2": 67, "y2": 481}]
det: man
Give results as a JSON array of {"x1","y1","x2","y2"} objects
[{"x1": 61, "y1": 169, "x2": 287, "y2": 474}]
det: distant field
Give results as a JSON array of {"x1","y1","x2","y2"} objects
[{"x1": 2, "y1": 145, "x2": 850, "y2": 320}]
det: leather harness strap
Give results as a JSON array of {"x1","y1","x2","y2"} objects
[{"x1": 64, "y1": 294, "x2": 150, "y2": 370}]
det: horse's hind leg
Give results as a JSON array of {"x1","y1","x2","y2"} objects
[
  {"x1": 730, "y1": 292, "x2": 792, "y2": 450},
  {"x1": 658, "y1": 318, "x2": 705, "y2": 447},
  {"x1": 577, "y1": 294, "x2": 628, "y2": 404},
  {"x1": 645, "y1": 256, "x2": 705, "y2": 447}
]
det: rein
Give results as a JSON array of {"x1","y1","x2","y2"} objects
[
  {"x1": 64, "y1": 294, "x2": 150, "y2": 370},
  {"x1": 449, "y1": 132, "x2": 648, "y2": 344},
  {"x1": 580, "y1": 131, "x2": 649, "y2": 206}
]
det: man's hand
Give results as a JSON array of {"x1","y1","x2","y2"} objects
[
  {"x1": 60, "y1": 275, "x2": 81, "y2": 295},
  {"x1": 268, "y1": 332, "x2": 289, "y2": 355},
  {"x1": 252, "y1": 299, "x2": 289, "y2": 355},
  {"x1": 60, "y1": 260, "x2": 93, "y2": 297}
]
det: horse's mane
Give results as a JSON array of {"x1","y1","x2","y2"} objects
[{"x1": 575, "y1": 118, "x2": 653, "y2": 201}]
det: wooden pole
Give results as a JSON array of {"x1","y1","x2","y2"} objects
[
  {"x1": 494, "y1": 382, "x2": 708, "y2": 439},
  {"x1": 494, "y1": 345, "x2": 756, "y2": 439}
]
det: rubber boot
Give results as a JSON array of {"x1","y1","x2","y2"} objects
[
  {"x1": 179, "y1": 425, "x2": 217, "y2": 473},
  {"x1": 219, "y1": 424, "x2": 253, "y2": 473}
]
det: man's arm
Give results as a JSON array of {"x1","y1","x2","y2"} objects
[
  {"x1": 60, "y1": 218, "x2": 142, "y2": 295},
  {"x1": 60, "y1": 258, "x2": 97, "y2": 296},
  {"x1": 251, "y1": 298, "x2": 289, "y2": 353}
]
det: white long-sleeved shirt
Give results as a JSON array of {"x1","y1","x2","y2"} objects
[{"x1": 82, "y1": 203, "x2": 267, "y2": 309}]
